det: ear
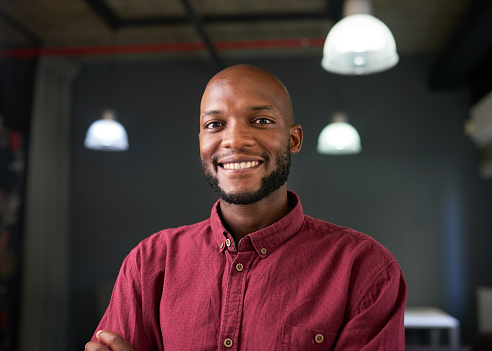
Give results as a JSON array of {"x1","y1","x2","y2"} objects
[{"x1": 289, "y1": 124, "x2": 303, "y2": 154}]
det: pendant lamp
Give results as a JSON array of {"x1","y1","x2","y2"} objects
[
  {"x1": 321, "y1": 0, "x2": 398, "y2": 75},
  {"x1": 84, "y1": 109, "x2": 129, "y2": 151},
  {"x1": 317, "y1": 112, "x2": 361, "y2": 155}
]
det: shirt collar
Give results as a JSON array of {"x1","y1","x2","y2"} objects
[{"x1": 210, "y1": 191, "x2": 304, "y2": 258}]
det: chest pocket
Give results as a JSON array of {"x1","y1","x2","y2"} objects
[{"x1": 282, "y1": 324, "x2": 338, "y2": 350}]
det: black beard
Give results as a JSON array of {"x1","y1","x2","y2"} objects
[{"x1": 201, "y1": 146, "x2": 291, "y2": 205}]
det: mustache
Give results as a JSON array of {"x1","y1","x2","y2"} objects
[{"x1": 211, "y1": 150, "x2": 269, "y2": 165}]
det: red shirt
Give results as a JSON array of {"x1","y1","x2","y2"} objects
[{"x1": 92, "y1": 192, "x2": 406, "y2": 350}]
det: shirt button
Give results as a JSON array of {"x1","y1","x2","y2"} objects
[
  {"x1": 225, "y1": 239, "x2": 231, "y2": 247},
  {"x1": 260, "y1": 247, "x2": 267, "y2": 255},
  {"x1": 235, "y1": 263, "x2": 244, "y2": 272},
  {"x1": 315, "y1": 333, "x2": 324, "y2": 344},
  {"x1": 224, "y1": 338, "x2": 233, "y2": 348}
]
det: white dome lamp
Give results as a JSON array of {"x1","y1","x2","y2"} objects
[
  {"x1": 317, "y1": 111, "x2": 361, "y2": 155},
  {"x1": 84, "y1": 109, "x2": 129, "y2": 151},
  {"x1": 321, "y1": 0, "x2": 399, "y2": 75}
]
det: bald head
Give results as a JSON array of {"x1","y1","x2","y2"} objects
[{"x1": 203, "y1": 64, "x2": 295, "y2": 126}]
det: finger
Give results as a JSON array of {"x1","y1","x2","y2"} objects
[
  {"x1": 85, "y1": 341, "x2": 109, "y2": 351},
  {"x1": 96, "y1": 330, "x2": 135, "y2": 351}
]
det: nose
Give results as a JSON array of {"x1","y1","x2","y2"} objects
[{"x1": 221, "y1": 121, "x2": 255, "y2": 149}]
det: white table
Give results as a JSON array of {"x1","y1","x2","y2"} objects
[{"x1": 404, "y1": 307, "x2": 460, "y2": 347}]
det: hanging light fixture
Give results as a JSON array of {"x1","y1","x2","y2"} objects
[
  {"x1": 321, "y1": 0, "x2": 399, "y2": 75},
  {"x1": 317, "y1": 111, "x2": 361, "y2": 155},
  {"x1": 84, "y1": 109, "x2": 129, "y2": 151}
]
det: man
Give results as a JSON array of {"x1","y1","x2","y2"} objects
[{"x1": 86, "y1": 64, "x2": 406, "y2": 351}]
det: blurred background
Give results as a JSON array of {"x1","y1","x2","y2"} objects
[{"x1": 1, "y1": 0, "x2": 492, "y2": 350}]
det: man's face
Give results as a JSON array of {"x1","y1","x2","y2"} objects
[{"x1": 199, "y1": 66, "x2": 302, "y2": 205}]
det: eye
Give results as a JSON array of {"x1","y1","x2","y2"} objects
[
  {"x1": 204, "y1": 121, "x2": 224, "y2": 129},
  {"x1": 253, "y1": 118, "x2": 273, "y2": 125}
]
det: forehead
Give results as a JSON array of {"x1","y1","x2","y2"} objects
[{"x1": 201, "y1": 69, "x2": 287, "y2": 111}]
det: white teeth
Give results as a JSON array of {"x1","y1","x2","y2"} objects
[{"x1": 223, "y1": 161, "x2": 259, "y2": 170}]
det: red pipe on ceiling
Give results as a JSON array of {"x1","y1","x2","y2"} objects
[{"x1": 0, "y1": 38, "x2": 325, "y2": 59}]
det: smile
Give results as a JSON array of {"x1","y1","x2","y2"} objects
[{"x1": 222, "y1": 161, "x2": 261, "y2": 170}]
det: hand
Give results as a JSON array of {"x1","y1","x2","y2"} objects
[{"x1": 85, "y1": 330, "x2": 135, "y2": 351}]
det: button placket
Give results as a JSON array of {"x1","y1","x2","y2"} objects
[{"x1": 219, "y1": 251, "x2": 255, "y2": 350}]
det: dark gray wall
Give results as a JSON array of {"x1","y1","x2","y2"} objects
[
  {"x1": 70, "y1": 55, "x2": 492, "y2": 348},
  {"x1": 0, "y1": 58, "x2": 36, "y2": 134}
]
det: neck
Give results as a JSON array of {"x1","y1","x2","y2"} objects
[{"x1": 219, "y1": 186, "x2": 290, "y2": 243}]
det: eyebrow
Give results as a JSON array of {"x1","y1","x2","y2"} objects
[
  {"x1": 200, "y1": 110, "x2": 221, "y2": 118},
  {"x1": 250, "y1": 105, "x2": 276, "y2": 112},
  {"x1": 200, "y1": 105, "x2": 278, "y2": 119}
]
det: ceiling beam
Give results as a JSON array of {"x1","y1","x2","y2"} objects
[
  {"x1": 0, "y1": 8, "x2": 43, "y2": 46},
  {"x1": 92, "y1": 12, "x2": 332, "y2": 27},
  {"x1": 84, "y1": 0, "x2": 121, "y2": 30},
  {"x1": 0, "y1": 38, "x2": 326, "y2": 59},
  {"x1": 179, "y1": 0, "x2": 224, "y2": 71},
  {"x1": 429, "y1": 0, "x2": 492, "y2": 91},
  {"x1": 83, "y1": 0, "x2": 332, "y2": 28}
]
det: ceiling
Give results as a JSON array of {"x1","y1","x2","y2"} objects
[
  {"x1": 0, "y1": 0, "x2": 473, "y2": 54},
  {"x1": 0, "y1": 0, "x2": 492, "y2": 96}
]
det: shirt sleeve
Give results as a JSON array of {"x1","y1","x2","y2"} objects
[
  {"x1": 90, "y1": 250, "x2": 152, "y2": 351},
  {"x1": 334, "y1": 261, "x2": 407, "y2": 350}
]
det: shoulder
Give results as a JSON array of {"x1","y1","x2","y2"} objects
[
  {"x1": 301, "y1": 215, "x2": 397, "y2": 265},
  {"x1": 126, "y1": 218, "x2": 212, "y2": 267},
  {"x1": 143, "y1": 218, "x2": 211, "y2": 246}
]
